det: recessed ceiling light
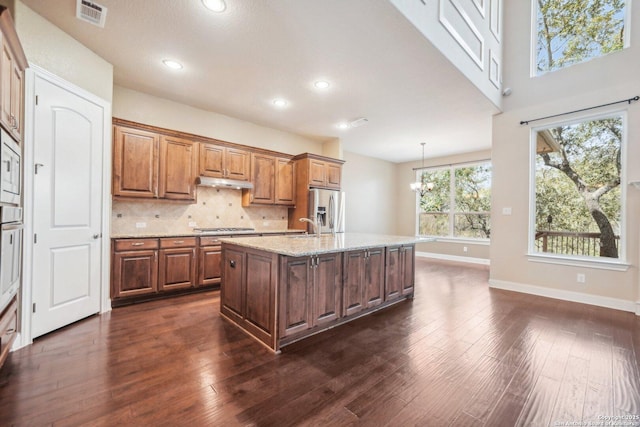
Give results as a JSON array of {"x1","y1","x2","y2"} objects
[
  {"x1": 162, "y1": 59, "x2": 183, "y2": 70},
  {"x1": 272, "y1": 98, "x2": 288, "y2": 108},
  {"x1": 337, "y1": 123, "x2": 349, "y2": 129},
  {"x1": 202, "y1": 0, "x2": 226, "y2": 12},
  {"x1": 314, "y1": 80, "x2": 330, "y2": 89}
]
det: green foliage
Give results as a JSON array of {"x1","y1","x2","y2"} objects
[
  {"x1": 418, "y1": 164, "x2": 491, "y2": 238},
  {"x1": 537, "y1": 0, "x2": 625, "y2": 73}
]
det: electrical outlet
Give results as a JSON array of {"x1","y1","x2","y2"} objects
[
  {"x1": 463, "y1": 246, "x2": 468, "y2": 253},
  {"x1": 577, "y1": 273, "x2": 586, "y2": 283},
  {"x1": 135, "y1": 222, "x2": 146, "y2": 228}
]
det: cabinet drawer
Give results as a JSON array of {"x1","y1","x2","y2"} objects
[
  {"x1": 114, "y1": 238, "x2": 159, "y2": 251},
  {"x1": 199, "y1": 236, "x2": 229, "y2": 246},
  {"x1": 160, "y1": 237, "x2": 196, "y2": 248}
]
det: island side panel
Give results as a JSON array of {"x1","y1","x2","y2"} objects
[
  {"x1": 220, "y1": 243, "x2": 279, "y2": 351},
  {"x1": 278, "y1": 255, "x2": 313, "y2": 338}
]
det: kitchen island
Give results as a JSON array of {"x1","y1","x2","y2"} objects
[{"x1": 220, "y1": 233, "x2": 422, "y2": 352}]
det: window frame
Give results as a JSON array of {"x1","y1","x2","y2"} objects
[
  {"x1": 415, "y1": 160, "x2": 492, "y2": 241},
  {"x1": 527, "y1": 110, "x2": 629, "y2": 270},
  {"x1": 530, "y1": 0, "x2": 632, "y2": 77}
]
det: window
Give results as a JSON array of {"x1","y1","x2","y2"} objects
[
  {"x1": 534, "y1": 0, "x2": 627, "y2": 75},
  {"x1": 417, "y1": 162, "x2": 491, "y2": 239},
  {"x1": 531, "y1": 114, "x2": 624, "y2": 260}
]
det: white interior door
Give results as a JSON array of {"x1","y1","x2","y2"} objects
[{"x1": 31, "y1": 75, "x2": 104, "y2": 338}]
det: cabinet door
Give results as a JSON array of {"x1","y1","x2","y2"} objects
[
  {"x1": 385, "y1": 246, "x2": 402, "y2": 301},
  {"x1": 249, "y1": 153, "x2": 275, "y2": 204},
  {"x1": 199, "y1": 245, "x2": 221, "y2": 287},
  {"x1": 364, "y1": 248, "x2": 385, "y2": 308},
  {"x1": 221, "y1": 247, "x2": 245, "y2": 318},
  {"x1": 112, "y1": 249, "x2": 158, "y2": 298},
  {"x1": 158, "y1": 247, "x2": 196, "y2": 291},
  {"x1": 275, "y1": 157, "x2": 295, "y2": 205},
  {"x1": 9, "y1": 61, "x2": 22, "y2": 142},
  {"x1": 199, "y1": 143, "x2": 225, "y2": 178},
  {"x1": 280, "y1": 256, "x2": 312, "y2": 337},
  {"x1": 342, "y1": 250, "x2": 365, "y2": 317},
  {"x1": 225, "y1": 147, "x2": 250, "y2": 181},
  {"x1": 0, "y1": 40, "x2": 12, "y2": 134},
  {"x1": 159, "y1": 135, "x2": 197, "y2": 201},
  {"x1": 112, "y1": 126, "x2": 159, "y2": 198},
  {"x1": 308, "y1": 159, "x2": 326, "y2": 187},
  {"x1": 244, "y1": 251, "x2": 277, "y2": 336},
  {"x1": 401, "y1": 245, "x2": 415, "y2": 296},
  {"x1": 1, "y1": 139, "x2": 20, "y2": 201},
  {"x1": 313, "y1": 253, "x2": 342, "y2": 327},
  {"x1": 326, "y1": 163, "x2": 341, "y2": 190}
]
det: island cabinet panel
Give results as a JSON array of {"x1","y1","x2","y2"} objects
[
  {"x1": 385, "y1": 244, "x2": 416, "y2": 301},
  {"x1": 220, "y1": 245, "x2": 278, "y2": 349},
  {"x1": 280, "y1": 256, "x2": 312, "y2": 337},
  {"x1": 364, "y1": 248, "x2": 385, "y2": 308},
  {"x1": 221, "y1": 247, "x2": 245, "y2": 320},
  {"x1": 112, "y1": 126, "x2": 159, "y2": 198},
  {"x1": 342, "y1": 250, "x2": 366, "y2": 317},
  {"x1": 313, "y1": 253, "x2": 342, "y2": 326}
]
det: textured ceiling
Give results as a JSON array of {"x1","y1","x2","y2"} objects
[{"x1": 21, "y1": 0, "x2": 499, "y2": 163}]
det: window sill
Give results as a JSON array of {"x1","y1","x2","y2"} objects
[
  {"x1": 527, "y1": 253, "x2": 630, "y2": 271},
  {"x1": 417, "y1": 236, "x2": 490, "y2": 246}
]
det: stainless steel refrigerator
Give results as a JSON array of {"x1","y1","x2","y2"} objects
[{"x1": 309, "y1": 188, "x2": 345, "y2": 234}]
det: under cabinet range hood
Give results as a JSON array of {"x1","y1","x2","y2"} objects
[{"x1": 196, "y1": 176, "x2": 254, "y2": 190}]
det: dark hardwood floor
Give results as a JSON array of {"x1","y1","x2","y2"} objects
[{"x1": 1, "y1": 258, "x2": 639, "y2": 426}]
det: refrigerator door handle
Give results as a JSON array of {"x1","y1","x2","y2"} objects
[{"x1": 328, "y1": 194, "x2": 335, "y2": 231}]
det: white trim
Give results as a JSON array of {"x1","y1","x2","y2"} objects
[
  {"x1": 417, "y1": 251, "x2": 490, "y2": 266},
  {"x1": 431, "y1": 237, "x2": 490, "y2": 245},
  {"x1": 527, "y1": 253, "x2": 630, "y2": 272},
  {"x1": 19, "y1": 65, "x2": 112, "y2": 349},
  {"x1": 636, "y1": 301, "x2": 640, "y2": 316},
  {"x1": 489, "y1": 279, "x2": 636, "y2": 314}
]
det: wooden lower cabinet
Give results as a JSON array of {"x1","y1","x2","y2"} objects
[
  {"x1": 158, "y1": 237, "x2": 197, "y2": 291},
  {"x1": 385, "y1": 244, "x2": 415, "y2": 301},
  {"x1": 279, "y1": 252, "x2": 342, "y2": 338},
  {"x1": 343, "y1": 248, "x2": 385, "y2": 316},
  {"x1": 112, "y1": 238, "x2": 159, "y2": 299},
  {"x1": 0, "y1": 296, "x2": 18, "y2": 370},
  {"x1": 198, "y1": 236, "x2": 226, "y2": 287},
  {"x1": 221, "y1": 242, "x2": 414, "y2": 352},
  {"x1": 221, "y1": 246, "x2": 278, "y2": 348}
]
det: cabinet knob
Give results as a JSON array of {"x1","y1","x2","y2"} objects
[{"x1": 229, "y1": 260, "x2": 236, "y2": 268}]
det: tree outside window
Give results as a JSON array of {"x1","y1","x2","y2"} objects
[
  {"x1": 535, "y1": 0, "x2": 626, "y2": 75},
  {"x1": 533, "y1": 115, "x2": 623, "y2": 259},
  {"x1": 417, "y1": 163, "x2": 491, "y2": 239}
]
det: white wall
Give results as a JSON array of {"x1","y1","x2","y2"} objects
[
  {"x1": 113, "y1": 86, "x2": 323, "y2": 156},
  {"x1": 11, "y1": 0, "x2": 113, "y2": 102},
  {"x1": 491, "y1": 1, "x2": 640, "y2": 311},
  {"x1": 341, "y1": 151, "x2": 397, "y2": 235}
]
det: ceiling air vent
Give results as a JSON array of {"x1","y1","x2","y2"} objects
[{"x1": 76, "y1": 0, "x2": 108, "y2": 28}]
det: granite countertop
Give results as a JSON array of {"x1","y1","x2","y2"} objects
[
  {"x1": 221, "y1": 233, "x2": 433, "y2": 257},
  {"x1": 111, "y1": 229, "x2": 305, "y2": 239}
]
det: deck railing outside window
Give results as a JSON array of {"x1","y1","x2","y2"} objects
[{"x1": 534, "y1": 231, "x2": 620, "y2": 257}]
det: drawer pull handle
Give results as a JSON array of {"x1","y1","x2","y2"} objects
[
  {"x1": 6, "y1": 328, "x2": 15, "y2": 334},
  {"x1": 131, "y1": 242, "x2": 145, "y2": 246},
  {"x1": 173, "y1": 240, "x2": 185, "y2": 244}
]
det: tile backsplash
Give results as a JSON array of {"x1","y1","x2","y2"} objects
[{"x1": 111, "y1": 187, "x2": 289, "y2": 235}]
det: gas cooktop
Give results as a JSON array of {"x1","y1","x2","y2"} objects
[{"x1": 194, "y1": 227, "x2": 255, "y2": 232}]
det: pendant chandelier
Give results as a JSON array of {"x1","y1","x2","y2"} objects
[{"x1": 410, "y1": 142, "x2": 434, "y2": 197}]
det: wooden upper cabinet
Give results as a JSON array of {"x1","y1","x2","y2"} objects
[
  {"x1": 248, "y1": 153, "x2": 275, "y2": 204},
  {"x1": 308, "y1": 159, "x2": 327, "y2": 187},
  {"x1": 159, "y1": 135, "x2": 197, "y2": 201},
  {"x1": 326, "y1": 162, "x2": 341, "y2": 189},
  {"x1": 294, "y1": 154, "x2": 344, "y2": 190},
  {"x1": 0, "y1": 9, "x2": 26, "y2": 144},
  {"x1": 275, "y1": 157, "x2": 295, "y2": 205},
  {"x1": 112, "y1": 126, "x2": 159, "y2": 198},
  {"x1": 199, "y1": 143, "x2": 250, "y2": 181}
]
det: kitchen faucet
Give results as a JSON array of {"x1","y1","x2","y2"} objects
[{"x1": 299, "y1": 217, "x2": 321, "y2": 237}]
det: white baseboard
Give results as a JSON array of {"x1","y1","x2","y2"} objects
[
  {"x1": 489, "y1": 279, "x2": 637, "y2": 314},
  {"x1": 416, "y1": 251, "x2": 490, "y2": 266}
]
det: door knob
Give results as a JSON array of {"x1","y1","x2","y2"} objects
[{"x1": 93, "y1": 234, "x2": 100, "y2": 239}]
